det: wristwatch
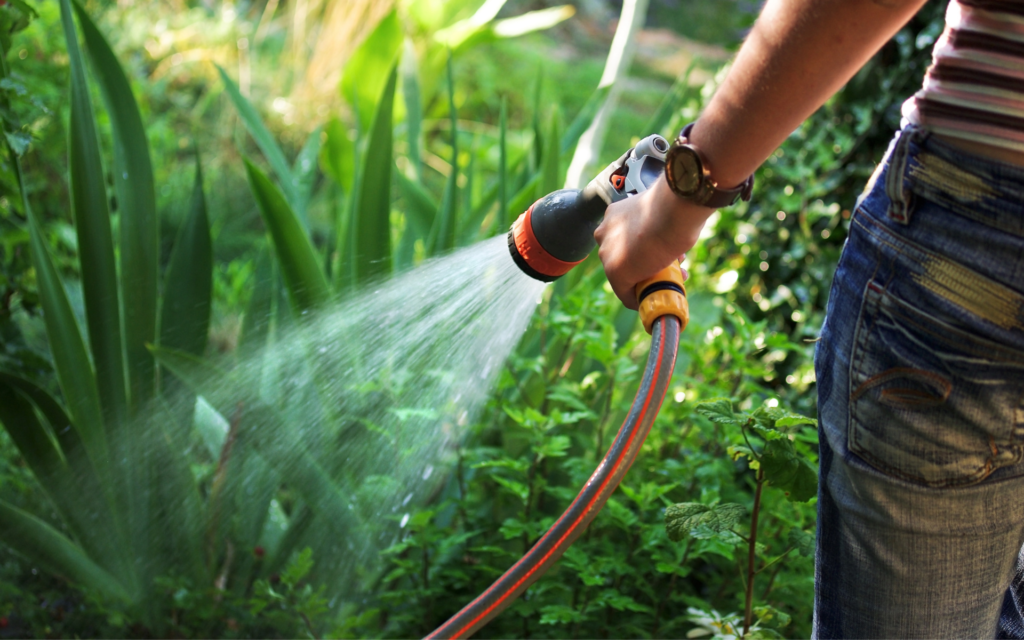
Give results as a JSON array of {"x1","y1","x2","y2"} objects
[{"x1": 664, "y1": 122, "x2": 754, "y2": 208}]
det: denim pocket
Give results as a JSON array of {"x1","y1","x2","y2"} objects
[{"x1": 848, "y1": 268, "x2": 1024, "y2": 488}]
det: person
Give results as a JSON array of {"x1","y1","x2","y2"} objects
[{"x1": 593, "y1": 0, "x2": 1024, "y2": 636}]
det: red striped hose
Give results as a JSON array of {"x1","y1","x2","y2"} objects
[{"x1": 426, "y1": 315, "x2": 681, "y2": 639}]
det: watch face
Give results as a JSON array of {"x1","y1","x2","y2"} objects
[{"x1": 669, "y1": 146, "x2": 702, "y2": 196}]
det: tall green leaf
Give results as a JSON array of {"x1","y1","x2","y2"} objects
[
  {"x1": 75, "y1": 2, "x2": 158, "y2": 412},
  {"x1": 0, "y1": 381, "x2": 122, "y2": 579},
  {"x1": 293, "y1": 126, "x2": 322, "y2": 227},
  {"x1": 20, "y1": 164, "x2": 108, "y2": 481},
  {"x1": 217, "y1": 65, "x2": 299, "y2": 208},
  {"x1": 395, "y1": 169, "x2": 437, "y2": 270},
  {"x1": 340, "y1": 9, "x2": 402, "y2": 133},
  {"x1": 0, "y1": 500, "x2": 129, "y2": 602},
  {"x1": 540, "y1": 106, "x2": 562, "y2": 198},
  {"x1": 239, "y1": 247, "x2": 273, "y2": 350},
  {"x1": 401, "y1": 38, "x2": 423, "y2": 183},
  {"x1": 244, "y1": 158, "x2": 330, "y2": 314},
  {"x1": 59, "y1": 0, "x2": 127, "y2": 428},
  {"x1": 349, "y1": 62, "x2": 397, "y2": 285},
  {"x1": 500, "y1": 96, "x2": 510, "y2": 227},
  {"x1": 321, "y1": 117, "x2": 355, "y2": 194},
  {"x1": 430, "y1": 54, "x2": 459, "y2": 254},
  {"x1": 160, "y1": 158, "x2": 212, "y2": 360}
]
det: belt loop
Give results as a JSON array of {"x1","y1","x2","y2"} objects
[{"x1": 884, "y1": 125, "x2": 917, "y2": 224}]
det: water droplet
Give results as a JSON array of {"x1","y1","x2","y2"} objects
[
  {"x1": 402, "y1": 492, "x2": 413, "y2": 506},
  {"x1": 399, "y1": 513, "x2": 409, "y2": 528},
  {"x1": 122, "y1": 171, "x2": 128, "y2": 179}
]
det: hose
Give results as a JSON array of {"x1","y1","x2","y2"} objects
[{"x1": 425, "y1": 314, "x2": 681, "y2": 639}]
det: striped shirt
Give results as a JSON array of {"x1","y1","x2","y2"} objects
[{"x1": 902, "y1": 0, "x2": 1024, "y2": 153}]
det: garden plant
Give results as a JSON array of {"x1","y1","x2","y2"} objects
[{"x1": 0, "y1": 0, "x2": 945, "y2": 637}]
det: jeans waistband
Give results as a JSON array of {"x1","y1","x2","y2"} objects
[{"x1": 883, "y1": 124, "x2": 1024, "y2": 235}]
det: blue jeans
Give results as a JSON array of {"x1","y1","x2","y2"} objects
[{"x1": 814, "y1": 124, "x2": 1024, "y2": 638}]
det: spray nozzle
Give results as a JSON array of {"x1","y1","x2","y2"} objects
[{"x1": 508, "y1": 134, "x2": 671, "y2": 283}]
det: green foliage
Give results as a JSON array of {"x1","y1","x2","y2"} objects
[{"x1": 0, "y1": 0, "x2": 947, "y2": 637}]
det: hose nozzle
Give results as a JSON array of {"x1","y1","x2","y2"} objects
[{"x1": 508, "y1": 134, "x2": 670, "y2": 283}]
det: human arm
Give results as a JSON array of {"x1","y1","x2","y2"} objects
[{"x1": 594, "y1": 0, "x2": 930, "y2": 309}]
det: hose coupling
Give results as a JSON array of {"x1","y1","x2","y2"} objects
[{"x1": 635, "y1": 260, "x2": 689, "y2": 335}]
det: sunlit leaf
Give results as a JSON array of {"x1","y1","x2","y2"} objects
[
  {"x1": 244, "y1": 158, "x2": 331, "y2": 313},
  {"x1": 320, "y1": 117, "x2": 355, "y2": 193},
  {"x1": 665, "y1": 502, "x2": 745, "y2": 542}
]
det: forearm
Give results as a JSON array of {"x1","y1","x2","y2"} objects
[{"x1": 690, "y1": 0, "x2": 929, "y2": 188}]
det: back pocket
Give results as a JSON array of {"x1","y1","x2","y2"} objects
[{"x1": 849, "y1": 281, "x2": 1024, "y2": 487}]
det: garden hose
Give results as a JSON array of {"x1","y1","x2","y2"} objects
[{"x1": 425, "y1": 267, "x2": 687, "y2": 639}]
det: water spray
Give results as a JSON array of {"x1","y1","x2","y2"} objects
[{"x1": 427, "y1": 136, "x2": 690, "y2": 639}]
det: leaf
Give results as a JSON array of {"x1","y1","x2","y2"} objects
[
  {"x1": 217, "y1": 65, "x2": 298, "y2": 208},
  {"x1": 499, "y1": 96, "x2": 510, "y2": 226},
  {"x1": 761, "y1": 438, "x2": 818, "y2": 502},
  {"x1": 239, "y1": 247, "x2": 273, "y2": 350},
  {"x1": 292, "y1": 126, "x2": 322, "y2": 225},
  {"x1": 776, "y1": 415, "x2": 817, "y2": 429},
  {"x1": 753, "y1": 605, "x2": 792, "y2": 630},
  {"x1": 430, "y1": 54, "x2": 459, "y2": 255},
  {"x1": 340, "y1": 9, "x2": 402, "y2": 133},
  {"x1": 535, "y1": 434, "x2": 570, "y2": 459},
  {"x1": 539, "y1": 604, "x2": 583, "y2": 625},
  {"x1": 22, "y1": 166, "x2": 108, "y2": 477},
  {"x1": 76, "y1": 1, "x2": 158, "y2": 411},
  {"x1": 281, "y1": 547, "x2": 314, "y2": 588},
  {"x1": 0, "y1": 378, "x2": 125, "y2": 579},
  {"x1": 160, "y1": 157, "x2": 211, "y2": 359},
  {"x1": 320, "y1": 117, "x2": 355, "y2": 193},
  {"x1": 492, "y1": 5, "x2": 575, "y2": 38},
  {"x1": 694, "y1": 398, "x2": 743, "y2": 427},
  {"x1": 244, "y1": 158, "x2": 330, "y2": 313},
  {"x1": 492, "y1": 476, "x2": 529, "y2": 502},
  {"x1": 349, "y1": 61, "x2": 396, "y2": 285},
  {"x1": 788, "y1": 528, "x2": 815, "y2": 557},
  {"x1": 0, "y1": 499, "x2": 129, "y2": 602},
  {"x1": 665, "y1": 503, "x2": 745, "y2": 542},
  {"x1": 401, "y1": 38, "x2": 423, "y2": 182},
  {"x1": 60, "y1": 0, "x2": 127, "y2": 427},
  {"x1": 395, "y1": 168, "x2": 437, "y2": 269},
  {"x1": 540, "y1": 106, "x2": 562, "y2": 198},
  {"x1": 4, "y1": 129, "x2": 29, "y2": 155}
]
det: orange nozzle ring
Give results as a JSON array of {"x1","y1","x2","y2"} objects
[{"x1": 512, "y1": 203, "x2": 585, "y2": 279}]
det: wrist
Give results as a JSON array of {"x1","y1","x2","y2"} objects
[{"x1": 646, "y1": 175, "x2": 714, "y2": 253}]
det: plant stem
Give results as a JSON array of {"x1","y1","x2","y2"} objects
[{"x1": 743, "y1": 467, "x2": 765, "y2": 636}]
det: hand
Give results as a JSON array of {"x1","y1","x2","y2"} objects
[{"x1": 594, "y1": 175, "x2": 712, "y2": 309}]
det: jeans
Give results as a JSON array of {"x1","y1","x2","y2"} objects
[{"x1": 813, "y1": 124, "x2": 1024, "y2": 639}]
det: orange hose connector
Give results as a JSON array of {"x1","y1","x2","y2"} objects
[{"x1": 635, "y1": 260, "x2": 688, "y2": 335}]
